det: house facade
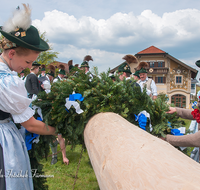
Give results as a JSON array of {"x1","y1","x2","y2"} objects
[{"x1": 111, "y1": 46, "x2": 198, "y2": 109}]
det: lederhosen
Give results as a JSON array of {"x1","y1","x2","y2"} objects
[{"x1": 0, "y1": 110, "x2": 10, "y2": 190}]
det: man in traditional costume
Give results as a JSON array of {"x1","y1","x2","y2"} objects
[
  {"x1": 38, "y1": 64, "x2": 46, "y2": 78},
  {"x1": 53, "y1": 64, "x2": 66, "y2": 83},
  {"x1": 136, "y1": 61, "x2": 157, "y2": 100},
  {"x1": 118, "y1": 55, "x2": 141, "y2": 89},
  {"x1": 80, "y1": 55, "x2": 94, "y2": 80},
  {"x1": 25, "y1": 61, "x2": 41, "y2": 99}
]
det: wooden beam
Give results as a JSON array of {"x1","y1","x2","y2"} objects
[{"x1": 84, "y1": 112, "x2": 200, "y2": 190}]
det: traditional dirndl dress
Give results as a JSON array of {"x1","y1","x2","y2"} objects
[{"x1": 0, "y1": 62, "x2": 35, "y2": 190}]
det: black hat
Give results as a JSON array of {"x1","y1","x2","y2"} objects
[
  {"x1": 195, "y1": 60, "x2": 200, "y2": 68},
  {"x1": 32, "y1": 61, "x2": 41, "y2": 67}
]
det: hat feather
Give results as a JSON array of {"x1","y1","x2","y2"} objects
[
  {"x1": 48, "y1": 65, "x2": 55, "y2": 72},
  {"x1": 68, "y1": 60, "x2": 73, "y2": 66},
  {"x1": 122, "y1": 55, "x2": 138, "y2": 65},
  {"x1": 41, "y1": 64, "x2": 46, "y2": 69},
  {"x1": 136, "y1": 61, "x2": 149, "y2": 70},
  {"x1": 58, "y1": 64, "x2": 65, "y2": 70},
  {"x1": 83, "y1": 55, "x2": 93, "y2": 62},
  {"x1": 3, "y1": 4, "x2": 31, "y2": 33}
]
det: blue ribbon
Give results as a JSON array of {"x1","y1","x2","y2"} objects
[
  {"x1": 135, "y1": 113, "x2": 147, "y2": 131},
  {"x1": 192, "y1": 101, "x2": 198, "y2": 109},
  {"x1": 170, "y1": 128, "x2": 184, "y2": 136},
  {"x1": 25, "y1": 132, "x2": 39, "y2": 151},
  {"x1": 167, "y1": 121, "x2": 171, "y2": 127},
  {"x1": 69, "y1": 93, "x2": 84, "y2": 101},
  {"x1": 25, "y1": 117, "x2": 41, "y2": 150}
]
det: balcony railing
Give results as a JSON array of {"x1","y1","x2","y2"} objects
[{"x1": 147, "y1": 67, "x2": 169, "y2": 74}]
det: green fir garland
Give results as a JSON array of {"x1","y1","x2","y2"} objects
[{"x1": 33, "y1": 68, "x2": 186, "y2": 147}]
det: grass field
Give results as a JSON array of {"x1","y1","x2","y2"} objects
[{"x1": 40, "y1": 144, "x2": 99, "y2": 190}]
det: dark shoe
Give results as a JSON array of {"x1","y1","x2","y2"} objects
[{"x1": 51, "y1": 157, "x2": 57, "y2": 165}]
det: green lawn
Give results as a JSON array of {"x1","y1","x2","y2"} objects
[{"x1": 40, "y1": 145, "x2": 100, "y2": 190}]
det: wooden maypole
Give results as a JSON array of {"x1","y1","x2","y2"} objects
[{"x1": 84, "y1": 112, "x2": 200, "y2": 190}]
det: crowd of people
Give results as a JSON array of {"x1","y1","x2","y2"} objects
[{"x1": 0, "y1": 3, "x2": 200, "y2": 190}]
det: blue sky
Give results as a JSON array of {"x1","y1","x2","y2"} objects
[{"x1": 1, "y1": 0, "x2": 200, "y2": 79}]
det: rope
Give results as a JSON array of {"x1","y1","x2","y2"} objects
[{"x1": 72, "y1": 144, "x2": 84, "y2": 190}]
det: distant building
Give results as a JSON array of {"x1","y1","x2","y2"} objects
[{"x1": 110, "y1": 46, "x2": 198, "y2": 108}]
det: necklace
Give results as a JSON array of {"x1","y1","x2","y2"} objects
[{"x1": 0, "y1": 55, "x2": 12, "y2": 70}]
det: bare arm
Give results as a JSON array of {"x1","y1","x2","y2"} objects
[
  {"x1": 21, "y1": 116, "x2": 56, "y2": 135},
  {"x1": 57, "y1": 134, "x2": 69, "y2": 165},
  {"x1": 152, "y1": 95, "x2": 157, "y2": 100}
]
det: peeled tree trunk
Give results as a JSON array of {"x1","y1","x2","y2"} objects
[{"x1": 84, "y1": 112, "x2": 200, "y2": 190}]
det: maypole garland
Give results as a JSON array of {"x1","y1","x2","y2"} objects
[{"x1": 33, "y1": 68, "x2": 188, "y2": 149}]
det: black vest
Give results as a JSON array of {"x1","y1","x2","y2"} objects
[{"x1": 0, "y1": 110, "x2": 10, "y2": 120}]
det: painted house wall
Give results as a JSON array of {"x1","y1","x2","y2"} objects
[{"x1": 131, "y1": 55, "x2": 192, "y2": 108}]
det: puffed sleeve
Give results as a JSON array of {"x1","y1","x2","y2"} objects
[{"x1": 0, "y1": 74, "x2": 35, "y2": 123}]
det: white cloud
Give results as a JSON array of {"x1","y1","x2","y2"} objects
[{"x1": 32, "y1": 8, "x2": 200, "y2": 74}]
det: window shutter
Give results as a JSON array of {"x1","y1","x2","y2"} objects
[
  {"x1": 163, "y1": 62, "x2": 165, "y2": 67},
  {"x1": 155, "y1": 77, "x2": 158, "y2": 83},
  {"x1": 163, "y1": 77, "x2": 166, "y2": 83}
]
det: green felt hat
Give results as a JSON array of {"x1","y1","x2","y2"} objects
[
  {"x1": 69, "y1": 65, "x2": 74, "y2": 71},
  {"x1": 109, "y1": 75, "x2": 115, "y2": 79},
  {"x1": 47, "y1": 65, "x2": 55, "y2": 77},
  {"x1": 32, "y1": 61, "x2": 41, "y2": 67},
  {"x1": 59, "y1": 69, "x2": 66, "y2": 75},
  {"x1": 138, "y1": 67, "x2": 147, "y2": 73},
  {"x1": 195, "y1": 60, "x2": 200, "y2": 68},
  {"x1": 20, "y1": 70, "x2": 24, "y2": 74},
  {"x1": 118, "y1": 62, "x2": 132, "y2": 74},
  {"x1": 0, "y1": 25, "x2": 49, "y2": 51},
  {"x1": 47, "y1": 70, "x2": 54, "y2": 77},
  {"x1": 80, "y1": 61, "x2": 89, "y2": 68},
  {"x1": 133, "y1": 70, "x2": 140, "y2": 78}
]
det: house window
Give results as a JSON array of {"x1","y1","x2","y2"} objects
[
  {"x1": 171, "y1": 94, "x2": 186, "y2": 108},
  {"x1": 176, "y1": 76, "x2": 182, "y2": 84},
  {"x1": 158, "y1": 77, "x2": 163, "y2": 83},
  {"x1": 155, "y1": 76, "x2": 166, "y2": 84},
  {"x1": 149, "y1": 62, "x2": 154, "y2": 68},
  {"x1": 191, "y1": 84, "x2": 195, "y2": 90},
  {"x1": 158, "y1": 62, "x2": 163, "y2": 67}
]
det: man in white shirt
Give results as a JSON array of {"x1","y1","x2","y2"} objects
[
  {"x1": 53, "y1": 64, "x2": 66, "y2": 83},
  {"x1": 136, "y1": 62, "x2": 157, "y2": 100}
]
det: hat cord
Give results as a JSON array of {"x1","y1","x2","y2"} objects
[{"x1": 0, "y1": 55, "x2": 12, "y2": 71}]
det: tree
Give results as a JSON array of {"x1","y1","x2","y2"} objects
[{"x1": 36, "y1": 32, "x2": 59, "y2": 65}]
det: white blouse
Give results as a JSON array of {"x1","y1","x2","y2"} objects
[{"x1": 0, "y1": 62, "x2": 35, "y2": 123}]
